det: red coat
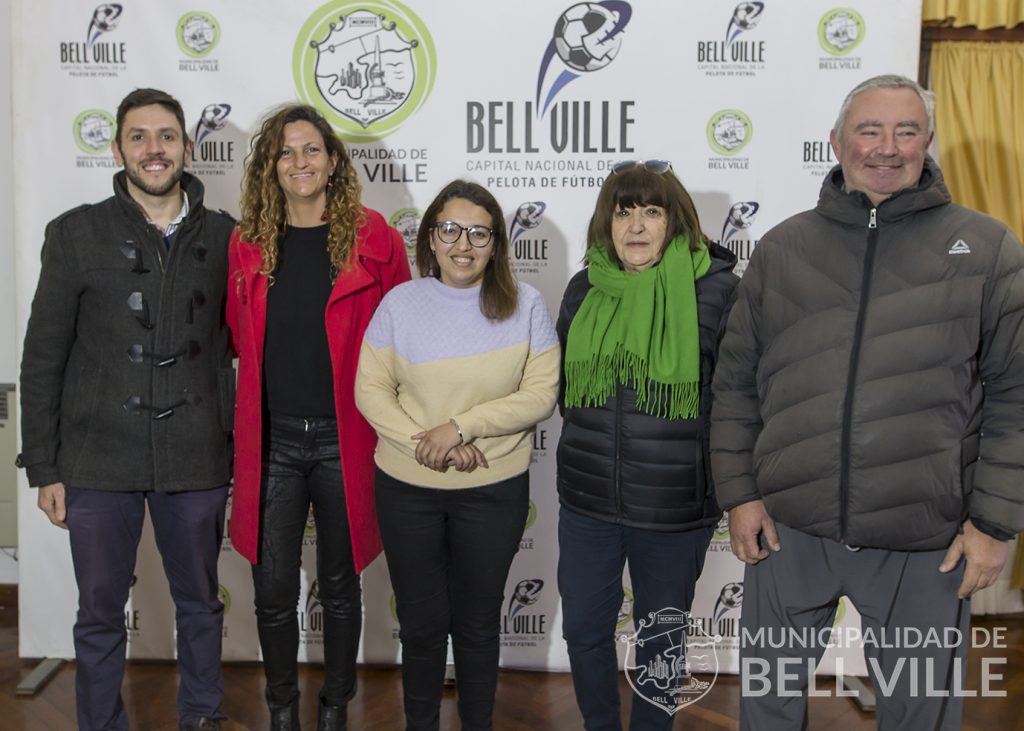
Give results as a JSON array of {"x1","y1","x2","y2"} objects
[{"x1": 226, "y1": 209, "x2": 411, "y2": 571}]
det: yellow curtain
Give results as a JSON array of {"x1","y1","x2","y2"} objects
[
  {"x1": 930, "y1": 41, "x2": 1024, "y2": 241},
  {"x1": 923, "y1": 0, "x2": 1024, "y2": 28},
  {"x1": 932, "y1": 41, "x2": 1024, "y2": 588}
]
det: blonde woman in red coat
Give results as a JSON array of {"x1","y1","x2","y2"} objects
[{"x1": 226, "y1": 104, "x2": 410, "y2": 731}]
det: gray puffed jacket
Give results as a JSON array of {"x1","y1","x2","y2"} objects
[
  {"x1": 711, "y1": 159, "x2": 1024, "y2": 550},
  {"x1": 19, "y1": 172, "x2": 236, "y2": 492}
]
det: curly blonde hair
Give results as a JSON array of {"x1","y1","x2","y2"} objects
[{"x1": 239, "y1": 104, "x2": 364, "y2": 280}]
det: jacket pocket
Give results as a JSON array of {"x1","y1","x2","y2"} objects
[
  {"x1": 217, "y1": 366, "x2": 236, "y2": 432},
  {"x1": 960, "y1": 432, "x2": 981, "y2": 496},
  {"x1": 66, "y1": 366, "x2": 102, "y2": 427}
]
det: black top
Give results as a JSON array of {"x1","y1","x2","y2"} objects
[{"x1": 264, "y1": 224, "x2": 335, "y2": 417}]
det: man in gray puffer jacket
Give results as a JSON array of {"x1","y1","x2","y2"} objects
[{"x1": 711, "y1": 74, "x2": 1023, "y2": 730}]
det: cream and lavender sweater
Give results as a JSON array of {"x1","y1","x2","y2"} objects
[{"x1": 355, "y1": 276, "x2": 559, "y2": 488}]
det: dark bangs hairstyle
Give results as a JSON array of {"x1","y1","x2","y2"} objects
[
  {"x1": 415, "y1": 180, "x2": 518, "y2": 321},
  {"x1": 586, "y1": 165, "x2": 707, "y2": 266}
]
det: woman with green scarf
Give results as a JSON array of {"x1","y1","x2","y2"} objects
[{"x1": 556, "y1": 160, "x2": 739, "y2": 730}]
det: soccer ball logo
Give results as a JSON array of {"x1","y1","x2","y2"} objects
[
  {"x1": 721, "y1": 201, "x2": 760, "y2": 247},
  {"x1": 196, "y1": 103, "x2": 231, "y2": 145},
  {"x1": 514, "y1": 201, "x2": 546, "y2": 231},
  {"x1": 731, "y1": 2, "x2": 764, "y2": 32},
  {"x1": 90, "y1": 4, "x2": 122, "y2": 32},
  {"x1": 508, "y1": 579, "x2": 544, "y2": 618},
  {"x1": 718, "y1": 582, "x2": 744, "y2": 610},
  {"x1": 181, "y1": 14, "x2": 217, "y2": 54},
  {"x1": 553, "y1": 3, "x2": 624, "y2": 72},
  {"x1": 87, "y1": 3, "x2": 122, "y2": 45},
  {"x1": 726, "y1": 201, "x2": 759, "y2": 231}
]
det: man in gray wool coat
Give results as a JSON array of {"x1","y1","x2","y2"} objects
[{"x1": 18, "y1": 88, "x2": 235, "y2": 731}]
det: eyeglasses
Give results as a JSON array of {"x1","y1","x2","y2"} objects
[
  {"x1": 433, "y1": 220, "x2": 494, "y2": 248},
  {"x1": 611, "y1": 159, "x2": 673, "y2": 175}
]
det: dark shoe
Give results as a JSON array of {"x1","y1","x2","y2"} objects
[
  {"x1": 317, "y1": 698, "x2": 346, "y2": 731},
  {"x1": 271, "y1": 703, "x2": 301, "y2": 731},
  {"x1": 183, "y1": 719, "x2": 222, "y2": 731}
]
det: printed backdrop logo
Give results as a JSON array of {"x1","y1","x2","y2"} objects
[
  {"x1": 294, "y1": 0, "x2": 436, "y2": 141},
  {"x1": 177, "y1": 12, "x2": 220, "y2": 58},
  {"x1": 713, "y1": 514, "x2": 730, "y2": 541},
  {"x1": 303, "y1": 508, "x2": 317, "y2": 546},
  {"x1": 520, "y1": 499, "x2": 538, "y2": 550},
  {"x1": 707, "y1": 110, "x2": 752, "y2": 157},
  {"x1": 191, "y1": 104, "x2": 236, "y2": 176},
  {"x1": 74, "y1": 109, "x2": 114, "y2": 155},
  {"x1": 501, "y1": 579, "x2": 548, "y2": 647},
  {"x1": 697, "y1": 2, "x2": 766, "y2": 78},
  {"x1": 537, "y1": 2, "x2": 632, "y2": 116},
  {"x1": 301, "y1": 580, "x2": 324, "y2": 640},
  {"x1": 616, "y1": 585, "x2": 635, "y2": 634},
  {"x1": 726, "y1": 2, "x2": 764, "y2": 43},
  {"x1": 720, "y1": 201, "x2": 760, "y2": 275},
  {"x1": 61, "y1": 5, "x2": 127, "y2": 77},
  {"x1": 818, "y1": 8, "x2": 865, "y2": 69},
  {"x1": 713, "y1": 582, "x2": 743, "y2": 629},
  {"x1": 88, "y1": 4, "x2": 122, "y2": 46},
  {"x1": 622, "y1": 609, "x2": 719, "y2": 714},
  {"x1": 389, "y1": 208, "x2": 422, "y2": 268},
  {"x1": 511, "y1": 201, "x2": 547, "y2": 243}
]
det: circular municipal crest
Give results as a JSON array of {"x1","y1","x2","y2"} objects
[
  {"x1": 177, "y1": 11, "x2": 220, "y2": 57},
  {"x1": 390, "y1": 592, "x2": 400, "y2": 624},
  {"x1": 616, "y1": 585, "x2": 635, "y2": 630},
  {"x1": 525, "y1": 499, "x2": 538, "y2": 532},
  {"x1": 74, "y1": 109, "x2": 115, "y2": 154},
  {"x1": 294, "y1": 0, "x2": 436, "y2": 141},
  {"x1": 818, "y1": 8, "x2": 864, "y2": 57},
  {"x1": 707, "y1": 109, "x2": 752, "y2": 156},
  {"x1": 389, "y1": 207, "x2": 422, "y2": 255},
  {"x1": 218, "y1": 585, "x2": 232, "y2": 614},
  {"x1": 712, "y1": 514, "x2": 730, "y2": 541}
]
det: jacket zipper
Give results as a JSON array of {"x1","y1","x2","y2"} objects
[
  {"x1": 613, "y1": 381, "x2": 623, "y2": 518},
  {"x1": 838, "y1": 207, "x2": 878, "y2": 541}
]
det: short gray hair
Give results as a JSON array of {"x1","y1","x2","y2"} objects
[{"x1": 832, "y1": 74, "x2": 935, "y2": 141}]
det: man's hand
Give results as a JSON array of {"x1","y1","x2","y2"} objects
[
  {"x1": 412, "y1": 422, "x2": 464, "y2": 471},
  {"x1": 728, "y1": 499, "x2": 780, "y2": 565},
  {"x1": 38, "y1": 482, "x2": 68, "y2": 529},
  {"x1": 939, "y1": 520, "x2": 1010, "y2": 599}
]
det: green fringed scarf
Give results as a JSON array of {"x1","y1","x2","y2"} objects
[{"x1": 564, "y1": 235, "x2": 710, "y2": 419}]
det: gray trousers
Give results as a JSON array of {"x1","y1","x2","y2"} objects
[{"x1": 739, "y1": 523, "x2": 969, "y2": 731}]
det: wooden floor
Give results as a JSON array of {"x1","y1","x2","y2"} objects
[{"x1": 2, "y1": 585, "x2": 1022, "y2": 730}]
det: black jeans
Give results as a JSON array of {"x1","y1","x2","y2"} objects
[
  {"x1": 375, "y1": 469, "x2": 529, "y2": 731},
  {"x1": 252, "y1": 415, "x2": 361, "y2": 711}
]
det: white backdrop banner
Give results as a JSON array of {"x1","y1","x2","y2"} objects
[{"x1": 15, "y1": 0, "x2": 921, "y2": 679}]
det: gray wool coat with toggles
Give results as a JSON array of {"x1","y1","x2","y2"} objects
[
  {"x1": 19, "y1": 171, "x2": 236, "y2": 492},
  {"x1": 710, "y1": 158, "x2": 1024, "y2": 550}
]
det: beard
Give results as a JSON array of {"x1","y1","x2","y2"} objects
[{"x1": 124, "y1": 157, "x2": 185, "y2": 197}]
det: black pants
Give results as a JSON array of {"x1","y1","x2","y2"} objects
[
  {"x1": 375, "y1": 468, "x2": 529, "y2": 731},
  {"x1": 252, "y1": 415, "x2": 361, "y2": 711}
]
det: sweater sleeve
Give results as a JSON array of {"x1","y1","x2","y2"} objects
[
  {"x1": 970, "y1": 227, "x2": 1024, "y2": 536},
  {"x1": 709, "y1": 243, "x2": 766, "y2": 510},
  {"x1": 453, "y1": 294, "x2": 560, "y2": 441},
  {"x1": 18, "y1": 216, "x2": 83, "y2": 486},
  {"x1": 354, "y1": 302, "x2": 424, "y2": 460}
]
